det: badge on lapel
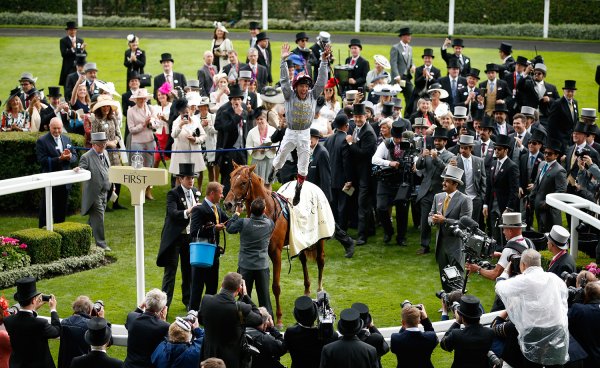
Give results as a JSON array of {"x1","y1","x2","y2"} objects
[{"x1": 498, "y1": 87, "x2": 503, "y2": 91}]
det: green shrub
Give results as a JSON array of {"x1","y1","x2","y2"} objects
[
  {"x1": 0, "y1": 236, "x2": 31, "y2": 271},
  {"x1": 540, "y1": 250, "x2": 595, "y2": 272},
  {"x1": 0, "y1": 131, "x2": 84, "y2": 215},
  {"x1": 53, "y1": 222, "x2": 92, "y2": 258},
  {"x1": 8, "y1": 228, "x2": 61, "y2": 264}
]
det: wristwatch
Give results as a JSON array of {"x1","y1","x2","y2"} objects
[{"x1": 476, "y1": 267, "x2": 481, "y2": 275}]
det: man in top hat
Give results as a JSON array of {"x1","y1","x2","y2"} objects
[
  {"x1": 548, "y1": 80, "x2": 580, "y2": 149},
  {"x1": 285, "y1": 296, "x2": 338, "y2": 368},
  {"x1": 343, "y1": 38, "x2": 370, "y2": 96},
  {"x1": 64, "y1": 54, "x2": 87, "y2": 101},
  {"x1": 529, "y1": 138, "x2": 567, "y2": 233},
  {"x1": 3, "y1": 276, "x2": 61, "y2": 368},
  {"x1": 77, "y1": 62, "x2": 102, "y2": 97},
  {"x1": 440, "y1": 295, "x2": 494, "y2": 367},
  {"x1": 519, "y1": 128, "x2": 546, "y2": 228},
  {"x1": 479, "y1": 117, "x2": 496, "y2": 171},
  {"x1": 17, "y1": 72, "x2": 39, "y2": 108},
  {"x1": 352, "y1": 302, "x2": 389, "y2": 368},
  {"x1": 156, "y1": 163, "x2": 201, "y2": 309},
  {"x1": 254, "y1": 32, "x2": 272, "y2": 85},
  {"x1": 70, "y1": 317, "x2": 122, "y2": 368},
  {"x1": 40, "y1": 86, "x2": 70, "y2": 132},
  {"x1": 197, "y1": 50, "x2": 218, "y2": 97},
  {"x1": 492, "y1": 102, "x2": 515, "y2": 137},
  {"x1": 437, "y1": 59, "x2": 467, "y2": 111},
  {"x1": 411, "y1": 48, "x2": 440, "y2": 111},
  {"x1": 503, "y1": 56, "x2": 529, "y2": 116},
  {"x1": 498, "y1": 42, "x2": 515, "y2": 76},
  {"x1": 291, "y1": 32, "x2": 315, "y2": 73},
  {"x1": 450, "y1": 134, "x2": 486, "y2": 223},
  {"x1": 390, "y1": 27, "x2": 415, "y2": 105},
  {"x1": 59, "y1": 21, "x2": 87, "y2": 87},
  {"x1": 309, "y1": 31, "x2": 333, "y2": 82},
  {"x1": 269, "y1": 43, "x2": 331, "y2": 206},
  {"x1": 153, "y1": 52, "x2": 187, "y2": 98},
  {"x1": 518, "y1": 63, "x2": 559, "y2": 123},
  {"x1": 479, "y1": 64, "x2": 510, "y2": 117},
  {"x1": 35, "y1": 117, "x2": 78, "y2": 230},
  {"x1": 248, "y1": 21, "x2": 260, "y2": 48},
  {"x1": 429, "y1": 165, "x2": 472, "y2": 289},
  {"x1": 441, "y1": 37, "x2": 471, "y2": 77},
  {"x1": 416, "y1": 127, "x2": 456, "y2": 254},
  {"x1": 457, "y1": 68, "x2": 482, "y2": 118},
  {"x1": 76, "y1": 131, "x2": 112, "y2": 251},
  {"x1": 545, "y1": 225, "x2": 576, "y2": 277},
  {"x1": 564, "y1": 122, "x2": 600, "y2": 197},
  {"x1": 246, "y1": 48, "x2": 269, "y2": 92},
  {"x1": 237, "y1": 69, "x2": 259, "y2": 116},
  {"x1": 484, "y1": 134, "x2": 520, "y2": 246},
  {"x1": 320, "y1": 308, "x2": 378, "y2": 368},
  {"x1": 509, "y1": 113, "x2": 531, "y2": 160}
]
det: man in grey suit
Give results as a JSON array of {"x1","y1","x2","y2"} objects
[
  {"x1": 451, "y1": 135, "x2": 486, "y2": 224},
  {"x1": 390, "y1": 27, "x2": 415, "y2": 117},
  {"x1": 76, "y1": 132, "x2": 112, "y2": 251},
  {"x1": 429, "y1": 165, "x2": 473, "y2": 291},
  {"x1": 197, "y1": 50, "x2": 218, "y2": 96},
  {"x1": 416, "y1": 128, "x2": 456, "y2": 254},
  {"x1": 529, "y1": 138, "x2": 567, "y2": 233}
]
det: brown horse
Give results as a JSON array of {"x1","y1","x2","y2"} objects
[{"x1": 223, "y1": 162, "x2": 325, "y2": 326}]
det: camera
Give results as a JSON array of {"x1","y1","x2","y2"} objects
[
  {"x1": 183, "y1": 114, "x2": 190, "y2": 121},
  {"x1": 41, "y1": 294, "x2": 52, "y2": 302},
  {"x1": 90, "y1": 300, "x2": 104, "y2": 316},
  {"x1": 192, "y1": 127, "x2": 201, "y2": 138},
  {"x1": 576, "y1": 147, "x2": 592, "y2": 158},
  {"x1": 438, "y1": 266, "x2": 465, "y2": 293},
  {"x1": 183, "y1": 310, "x2": 198, "y2": 325},
  {"x1": 487, "y1": 351, "x2": 503, "y2": 368},
  {"x1": 561, "y1": 271, "x2": 587, "y2": 306},
  {"x1": 435, "y1": 289, "x2": 463, "y2": 307},
  {"x1": 508, "y1": 254, "x2": 522, "y2": 276},
  {"x1": 401, "y1": 300, "x2": 422, "y2": 310},
  {"x1": 315, "y1": 291, "x2": 335, "y2": 339},
  {"x1": 449, "y1": 216, "x2": 496, "y2": 262}
]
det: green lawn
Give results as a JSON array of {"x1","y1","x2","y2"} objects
[{"x1": 1, "y1": 35, "x2": 599, "y2": 367}]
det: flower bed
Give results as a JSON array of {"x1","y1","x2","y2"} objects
[{"x1": 0, "y1": 236, "x2": 30, "y2": 271}]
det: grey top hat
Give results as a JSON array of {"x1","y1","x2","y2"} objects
[
  {"x1": 520, "y1": 106, "x2": 537, "y2": 117},
  {"x1": 441, "y1": 165, "x2": 464, "y2": 185},
  {"x1": 238, "y1": 70, "x2": 253, "y2": 80},
  {"x1": 90, "y1": 131, "x2": 108, "y2": 143},
  {"x1": 581, "y1": 108, "x2": 597, "y2": 120},
  {"x1": 84, "y1": 63, "x2": 98, "y2": 72},
  {"x1": 498, "y1": 212, "x2": 526, "y2": 228},
  {"x1": 458, "y1": 134, "x2": 475, "y2": 146},
  {"x1": 19, "y1": 72, "x2": 37, "y2": 83},
  {"x1": 546, "y1": 225, "x2": 570, "y2": 250},
  {"x1": 534, "y1": 63, "x2": 547, "y2": 74},
  {"x1": 453, "y1": 106, "x2": 468, "y2": 119},
  {"x1": 187, "y1": 80, "x2": 200, "y2": 88}
]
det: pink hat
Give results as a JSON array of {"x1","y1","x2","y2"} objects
[{"x1": 158, "y1": 82, "x2": 172, "y2": 95}]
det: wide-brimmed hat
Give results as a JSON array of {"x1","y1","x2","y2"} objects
[
  {"x1": 256, "y1": 32, "x2": 269, "y2": 42},
  {"x1": 545, "y1": 138, "x2": 564, "y2": 155},
  {"x1": 91, "y1": 95, "x2": 119, "y2": 112},
  {"x1": 563, "y1": 80, "x2": 577, "y2": 90},
  {"x1": 295, "y1": 32, "x2": 309, "y2": 42},
  {"x1": 348, "y1": 38, "x2": 362, "y2": 49},
  {"x1": 381, "y1": 103, "x2": 394, "y2": 118},
  {"x1": 546, "y1": 225, "x2": 570, "y2": 250},
  {"x1": 177, "y1": 163, "x2": 199, "y2": 178},
  {"x1": 457, "y1": 295, "x2": 483, "y2": 319},
  {"x1": 351, "y1": 302, "x2": 372, "y2": 327},
  {"x1": 459, "y1": 134, "x2": 475, "y2": 146},
  {"x1": 574, "y1": 122, "x2": 588, "y2": 134},
  {"x1": 498, "y1": 42, "x2": 513, "y2": 55},
  {"x1": 212, "y1": 72, "x2": 227, "y2": 85},
  {"x1": 332, "y1": 113, "x2": 349, "y2": 129},
  {"x1": 580, "y1": 108, "x2": 597, "y2": 121},
  {"x1": 452, "y1": 38, "x2": 465, "y2": 48},
  {"x1": 249, "y1": 21, "x2": 260, "y2": 30},
  {"x1": 374, "y1": 54, "x2": 391, "y2": 69},
  {"x1": 421, "y1": 48, "x2": 435, "y2": 58},
  {"x1": 228, "y1": 84, "x2": 244, "y2": 99},
  {"x1": 65, "y1": 21, "x2": 78, "y2": 30},
  {"x1": 454, "y1": 106, "x2": 468, "y2": 119},
  {"x1": 47, "y1": 86, "x2": 62, "y2": 98},
  {"x1": 432, "y1": 127, "x2": 449, "y2": 140},
  {"x1": 391, "y1": 120, "x2": 405, "y2": 138},
  {"x1": 95, "y1": 80, "x2": 121, "y2": 97},
  {"x1": 292, "y1": 72, "x2": 313, "y2": 89},
  {"x1": 260, "y1": 87, "x2": 285, "y2": 104},
  {"x1": 84, "y1": 63, "x2": 98, "y2": 73},
  {"x1": 160, "y1": 53, "x2": 174, "y2": 63},
  {"x1": 485, "y1": 63, "x2": 499, "y2": 73},
  {"x1": 373, "y1": 84, "x2": 401, "y2": 97},
  {"x1": 441, "y1": 165, "x2": 464, "y2": 185},
  {"x1": 84, "y1": 317, "x2": 112, "y2": 346},
  {"x1": 493, "y1": 103, "x2": 509, "y2": 113},
  {"x1": 495, "y1": 134, "x2": 512, "y2": 148},
  {"x1": 398, "y1": 27, "x2": 412, "y2": 36},
  {"x1": 353, "y1": 103, "x2": 366, "y2": 116},
  {"x1": 90, "y1": 131, "x2": 108, "y2": 143},
  {"x1": 529, "y1": 128, "x2": 547, "y2": 144},
  {"x1": 13, "y1": 277, "x2": 41, "y2": 304},
  {"x1": 186, "y1": 91, "x2": 202, "y2": 106},
  {"x1": 317, "y1": 31, "x2": 331, "y2": 43},
  {"x1": 19, "y1": 72, "x2": 37, "y2": 83},
  {"x1": 520, "y1": 106, "x2": 536, "y2": 117},
  {"x1": 498, "y1": 212, "x2": 527, "y2": 228},
  {"x1": 427, "y1": 83, "x2": 449, "y2": 99},
  {"x1": 129, "y1": 88, "x2": 153, "y2": 101},
  {"x1": 466, "y1": 68, "x2": 481, "y2": 79},
  {"x1": 337, "y1": 308, "x2": 363, "y2": 336},
  {"x1": 293, "y1": 296, "x2": 317, "y2": 326}
]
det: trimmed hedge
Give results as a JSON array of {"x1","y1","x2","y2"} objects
[
  {"x1": 52, "y1": 222, "x2": 92, "y2": 258},
  {"x1": 0, "y1": 247, "x2": 109, "y2": 289},
  {"x1": 540, "y1": 250, "x2": 595, "y2": 272},
  {"x1": 0, "y1": 131, "x2": 84, "y2": 215},
  {"x1": 8, "y1": 228, "x2": 61, "y2": 264}
]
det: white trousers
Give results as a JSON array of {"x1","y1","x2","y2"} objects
[{"x1": 272, "y1": 128, "x2": 310, "y2": 176}]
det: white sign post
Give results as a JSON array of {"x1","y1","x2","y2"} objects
[{"x1": 109, "y1": 166, "x2": 168, "y2": 303}]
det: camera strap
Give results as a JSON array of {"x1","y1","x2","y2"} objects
[{"x1": 505, "y1": 239, "x2": 531, "y2": 254}]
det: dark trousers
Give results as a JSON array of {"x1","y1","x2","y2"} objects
[
  {"x1": 356, "y1": 172, "x2": 372, "y2": 239},
  {"x1": 489, "y1": 210, "x2": 505, "y2": 249},
  {"x1": 523, "y1": 359, "x2": 563, "y2": 368},
  {"x1": 331, "y1": 188, "x2": 349, "y2": 230},
  {"x1": 38, "y1": 184, "x2": 69, "y2": 228},
  {"x1": 402, "y1": 81, "x2": 415, "y2": 118},
  {"x1": 220, "y1": 152, "x2": 248, "y2": 197},
  {"x1": 188, "y1": 259, "x2": 219, "y2": 311},
  {"x1": 238, "y1": 267, "x2": 273, "y2": 317},
  {"x1": 472, "y1": 197, "x2": 483, "y2": 227},
  {"x1": 376, "y1": 182, "x2": 408, "y2": 241},
  {"x1": 419, "y1": 193, "x2": 434, "y2": 249},
  {"x1": 161, "y1": 234, "x2": 192, "y2": 308}
]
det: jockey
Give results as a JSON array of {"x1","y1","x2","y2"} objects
[{"x1": 269, "y1": 42, "x2": 331, "y2": 205}]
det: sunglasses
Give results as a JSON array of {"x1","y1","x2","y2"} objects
[
  {"x1": 534, "y1": 72, "x2": 544, "y2": 76},
  {"x1": 543, "y1": 151, "x2": 557, "y2": 156},
  {"x1": 528, "y1": 141, "x2": 541, "y2": 145}
]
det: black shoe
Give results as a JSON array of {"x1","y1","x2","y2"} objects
[
  {"x1": 356, "y1": 237, "x2": 367, "y2": 246},
  {"x1": 105, "y1": 206, "x2": 113, "y2": 212},
  {"x1": 396, "y1": 238, "x2": 407, "y2": 246},
  {"x1": 344, "y1": 241, "x2": 355, "y2": 258},
  {"x1": 267, "y1": 167, "x2": 277, "y2": 184},
  {"x1": 112, "y1": 202, "x2": 127, "y2": 210},
  {"x1": 416, "y1": 247, "x2": 430, "y2": 254},
  {"x1": 293, "y1": 183, "x2": 302, "y2": 206},
  {"x1": 383, "y1": 233, "x2": 393, "y2": 243}
]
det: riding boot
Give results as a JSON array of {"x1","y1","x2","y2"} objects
[
  {"x1": 293, "y1": 175, "x2": 305, "y2": 206},
  {"x1": 145, "y1": 186, "x2": 154, "y2": 200},
  {"x1": 267, "y1": 167, "x2": 278, "y2": 184}
]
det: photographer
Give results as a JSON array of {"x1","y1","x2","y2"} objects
[
  {"x1": 438, "y1": 290, "x2": 464, "y2": 321},
  {"x1": 371, "y1": 121, "x2": 412, "y2": 246},
  {"x1": 576, "y1": 152, "x2": 600, "y2": 202},
  {"x1": 284, "y1": 296, "x2": 337, "y2": 368},
  {"x1": 151, "y1": 316, "x2": 205, "y2": 368},
  {"x1": 245, "y1": 307, "x2": 287, "y2": 368},
  {"x1": 352, "y1": 302, "x2": 389, "y2": 368},
  {"x1": 569, "y1": 281, "x2": 600, "y2": 367},
  {"x1": 390, "y1": 303, "x2": 438, "y2": 368}
]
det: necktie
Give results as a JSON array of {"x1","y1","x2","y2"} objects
[
  {"x1": 539, "y1": 162, "x2": 549, "y2": 182},
  {"x1": 353, "y1": 127, "x2": 360, "y2": 142},
  {"x1": 568, "y1": 149, "x2": 578, "y2": 186},
  {"x1": 167, "y1": 74, "x2": 173, "y2": 86},
  {"x1": 569, "y1": 100, "x2": 575, "y2": 121},
  {"x1": 212, "y1": 204, "x2": 220, "y2": 224},
  {"x1": 394, "y1": 143, "x2": 402, "y2": 159},
  {"x1": 481, "y1": 142, "x2": 486, "y2": 156},
  {"x1": 350, "y1": 58, "x2": 356, "y2": 67},
  {"x1": 100, "y1": 154, "x2": 107, "y2": 167},
  {"x1": 494, "y1": 161, "x2": 501, "y2": 181},
  {"x1": 185, "y1": 190, "x2": 192, "y2": 209},
  {"x1": 529, "y1": 155, "x2": 535, "y2": 168},
  {"x1": 451, "y1": 79, "x2": 457, "y2": 100},
  {"x1": 459, "y1": 57, "x2": 464, "y2": 69},
  {"x1": 489, "y1": 81, "x2": 495, "y2": 92},
  {"x1": 443, "y1": 194, "x2": 450, "y2": 215},
  {"x1": 55, "y1": 137, "x2": 63, "y2": 152}
]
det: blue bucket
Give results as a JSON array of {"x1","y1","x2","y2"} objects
[{"x1": 190, "y1": 242, "x2": 217, "y2": 268}]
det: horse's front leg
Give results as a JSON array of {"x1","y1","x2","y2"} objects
[
  {"x1": 316, "y1": 239, "x2": 325, "y2": 292},
  {"x1": 299, "y1": 251, "x2": 311, "y2": 296},
  {"x1": 270, "y1": 243, "x2": 283, "y2": 328}
]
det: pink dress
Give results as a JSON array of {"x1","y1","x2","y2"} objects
[{"x1": 0, "y1": 328, "x2": 10, "y2": 368}]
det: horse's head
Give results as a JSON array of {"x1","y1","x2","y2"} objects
[{"x1": 223, "y1": 162, "x2": 256, "y2": 212}]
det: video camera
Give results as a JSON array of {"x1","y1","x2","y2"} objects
[
  {"x1": 561, "y1": 271, "x2": 587, "y2": 306},
  {"x1": 315, "y1": 291, "x2": 335, "y2": 339},
  {"x1": 399, "y1": 130, "x2": 424, "y2": 155},
  {"x1": 91, "y1": 300, "x2": 104, "y2": 317},
  {"x1": 449, "y1": 216, "x2": 496, "y2": 263}
]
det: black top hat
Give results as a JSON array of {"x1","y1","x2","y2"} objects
[
  {"x1": 467, "y1": 68, "x2": 481, "y2": 79},
  {"x1": 398, "y1": 27, "x2": 412, "y2": 36},
  {"x1": 391, "y1": 121, "x2": 405, "y2": 138},
  {"x1": 457, "y1": 295, "x2": 483, "y2": 319},
  {"x1": 177, "y1": 163, "x2": 199, "y2": 178},
  {"x1": 295, "y1": 32, "x2": 309, "y2": 42},
  {"x1": 75, "y1": 55, "x2": 87, "y2": 66},
  {"x1": 84, "y1": 317, "x2": 112, "y2": 346},
  {"x1": 545, "y1": 138, "x2": 564, "y2": 155},
  {"x1": 574, "y1": 122, "x2": 588, "y2": 134},
  {"x1": 351, "y1": 302, "x2": 372, "y2": 327},
  {"x1": 516, "y1": 56, "x2": 529, "y2": 66},
  {"x1": 586, "y1": 124, "x2": 599, "y2": 136},
  {"x1": 337, "y1": 308, "x2": 363, "y2": 336},
  {"x1": 228, "y1": 84, "x2": 245, "y2": 99},
  {"x1": 256, "y1": 32, "x2": 269, "y2": 42},
  {"x1": 493, "y1": 102, "x2": 509, "y2": 113},
  {"x1": 293, "y1": 296, "x2": 317, "y2": 326},
  {"x1": 432, "y1": 127, "x2": 449, "y2": 140},
  {"x1": 480, "y1": 115, "x2": 495, "y2": 130},
  {"x1": 485, "y1": 63, "x2": 499, "y2": 73},
  {"x1": 452, "y1": 38, "x2": 465, "y2": 48},
  {"x1": 14, "y1": 277, "x2": 40, "y2": 304},
  {"x1": 6, "y1": 87, "x2": 21, "y2": 103},
  {"x1": 529, "y1": 128, "x2": 547, "y2": 144},
  {"x1": 422, "y1": 48, "x2": 435, "y2": 58},
  {"x1": 47, "y1": 86, "x2": 62, "y2": 98},
  {"x1": 128, "y1": 71, "x2": 141, "y2": 81},
  {"x1": 495, "y1": 134, "x2": 512, "y2": 148},
  {"x1": 348, "y1": 39, "x2": 362, "y2": 49},
  {"x1": 160, "y1": 53, "x2": 174, "y2": 63},
  {"x1": 173, "y1": 98, "x2": 188, "y2": 114},
  {"x1": 310, "y1": 128, "x2": 322, "y2": 138},
  {"x1": 65, "y1": 21, "x2": 77, "y2": 30},
  {"x1": 498, "y1": 42, "x2": 513, "y2": 55},
  {"x1": 333, "y1": 113, "x2": 349, "y2": 129},
  {"x1": 381, "y1": 103, "x2": 394, "y2": 118},
  {"x1": 249, "y1": 21, "x2": 260, "y2": 30},
  {"x1": 563, "y1": 80, "x2": 577, "y2": 90},
  {"x1": 447, "y1": 59, "x2": 460, "y2": 69},
  {"x1": 353, "y1": 103, "x2": 366, "y2": 116}
]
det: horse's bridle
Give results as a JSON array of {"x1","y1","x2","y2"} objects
[{"x1": 232, "y1": 169, "x2": 253, "y2": 207}]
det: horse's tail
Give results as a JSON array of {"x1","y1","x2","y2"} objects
[{"x1": 303, "y1": 245, "x2": 318, "y2": 261}]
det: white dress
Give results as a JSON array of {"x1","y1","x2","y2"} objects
[{"x1": 169, "y1": 115, "x2": 207, "y2": 175}]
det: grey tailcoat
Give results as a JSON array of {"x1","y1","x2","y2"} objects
[{"x1": 79, "y1": 149, "x2": 111, "y2": 215}]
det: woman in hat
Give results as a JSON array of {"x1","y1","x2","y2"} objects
[
  {"x1": 151, "y1": 82, "x2": 174, "y2": 169},
  {"x1": 366, "y1": 55, "x2": 391, "y2": 90},
  {"x1": 198, "y1": 96, "x2": 219, "y2": 183},
  {"x1": 127, "y1": 88, "x2": 157, "y2": 198},
  {"x1": 26, "y1": 91, "x2": 48, "y2": 132},
  {"x1": 1, "y1": 88, "x2": 30, "y2": 131},
  {"x1": 377, "y1": 117, "x2": 393, "y2": 146},
  {"x1": 372, "y1": 84, "x2": 399, "y2": 118},
  {"x1": 123, "y1": 34, "x2": 146, "y2": 88},
  {"x1": 209, "y1": 73, "x2": 230, "y2": 111},
  {"x1": 169, "y1": 96, "x2": 206, "y2": 190},
  {"x1": 259, "y1": 87, "x2": 284, "y2": 129},
  {"x1": 246, "y1": 109, "x2": 278, "y2": 188},
  {"x1": 320, "y1": 78, "x2": 341, "y2": 124},
  {"x1": 0, "y1": 295, "x2": 11, "y2": 368},
  {"x1": 211, "y1": 22, "x2": 233, "y2": 72},
  {"x1": 427, "y1": 83, "x2": 449, "y2": 118}
]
